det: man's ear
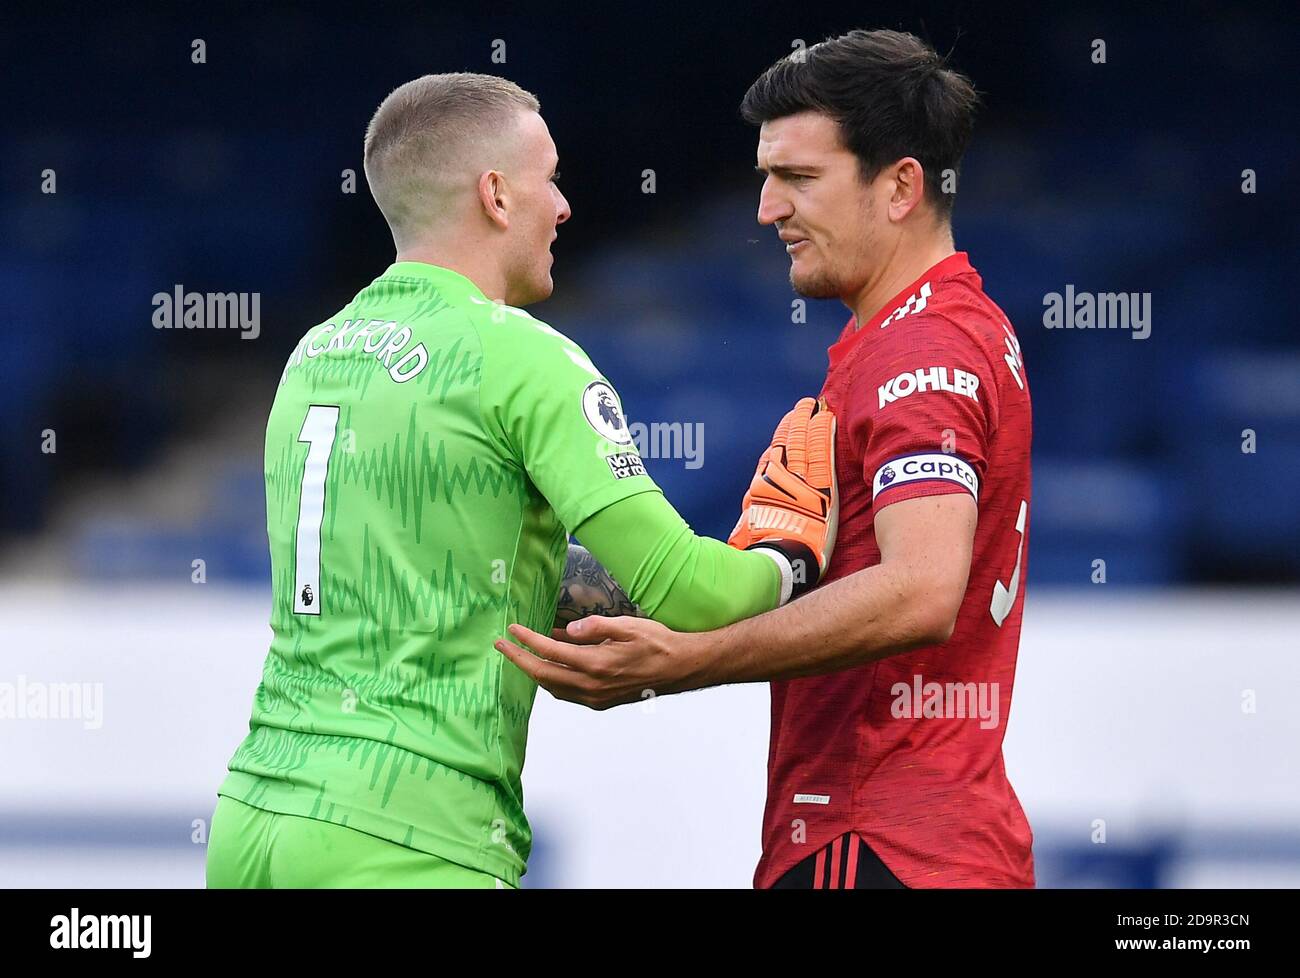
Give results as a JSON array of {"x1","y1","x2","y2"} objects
[
  {"x1": 887, "y1": 157, "x2": 925, "y2": 223},
  {"x1": 478, "y1": 169, "x2": 510, "y2": 230}
]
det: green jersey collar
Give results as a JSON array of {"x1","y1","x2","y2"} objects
[{"x1": 378, "y1": 261, "x2": 487, "y2": 299}]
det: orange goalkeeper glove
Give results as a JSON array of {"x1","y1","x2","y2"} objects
[{"x1": 728, "y1": 396, "x2": 838, "y2": 603}]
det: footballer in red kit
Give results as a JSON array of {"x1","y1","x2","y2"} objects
[
  {"x1": 756, "y1": 251, "x2": 1033, "y2": 889},
  {"x1": 500, "y1": 29, "x2": 1035, "y2": 888}
]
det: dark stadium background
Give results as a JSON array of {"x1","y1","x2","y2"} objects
[{"x1": 2, "y1": 1, "x2": 1297, "y2": 889}]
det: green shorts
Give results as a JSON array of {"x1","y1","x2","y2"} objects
[{"x1": 206, "y1": 795, "x2": 514, "y2": 889}]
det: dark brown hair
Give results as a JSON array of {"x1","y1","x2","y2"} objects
[{"x1": 741, "y1": 30, "x2": 980, "y2": 219}]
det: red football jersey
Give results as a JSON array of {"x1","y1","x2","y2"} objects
[{"x1": 754, "y1": 252, "x2": 1035, "y2": 888}]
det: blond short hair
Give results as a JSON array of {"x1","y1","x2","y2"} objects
[{"x1": 364, "y1": 73, "x2": 540, "y2": 247}]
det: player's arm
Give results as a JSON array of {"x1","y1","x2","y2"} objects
[
  {"x1": 554, "y1": 495, "x2": 779, "y2": 631},
  {"x1": 569, "y1": 490, "x2": 778, "y2": 632},
  {"x1": 554, "y1": 544, "x2": 639, "y2": 627},
  {"x1": 496, "y1": 493, "x2": 975, "y2": 706},
  {"x1": 687, "y1": 491, "x2": 976, "y2": 682}
]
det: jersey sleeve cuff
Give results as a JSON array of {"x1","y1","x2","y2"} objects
[{"x1": 751, "y1": 547, "x2": 795, "y2": 605}]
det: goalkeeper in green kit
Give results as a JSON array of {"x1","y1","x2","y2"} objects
[{"x1": 206, "y1": 73, "x2": 838, "y2": 889}]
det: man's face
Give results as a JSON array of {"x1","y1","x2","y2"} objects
[
  {"x1": 755, "y1": 111, "x2": 887, "y2": 300},
  {"x1": 502, "y1": 110, "x2": 571, "y2": 306}
]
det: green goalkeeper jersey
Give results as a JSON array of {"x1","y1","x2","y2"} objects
[{"x1": 219, "y1": 261, "x2": 663, "y2": 885}]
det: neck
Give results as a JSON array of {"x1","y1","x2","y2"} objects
[
  {"x1": 846, "y1": 227, "x2": 955, "y2": 329},
  {"x1": 395, "y1": 241, "x2": 507, "y2": 302}
]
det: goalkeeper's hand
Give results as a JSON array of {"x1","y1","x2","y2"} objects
[{"x1": 728, "y1": 396, "x2": 838, "y2": 603}]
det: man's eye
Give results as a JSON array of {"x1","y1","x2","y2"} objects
[{"x1": 550, "y1": 172, "x2": 562, "y2": 183}]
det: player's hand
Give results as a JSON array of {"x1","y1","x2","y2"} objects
[
  {"x1": 495, "y1": 616, "x2": 702, "y2": 711},
  {"x1": 727, "y1": 396, "x2": 838, "y2": 600}
]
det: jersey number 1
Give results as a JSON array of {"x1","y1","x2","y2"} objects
[{"x1": 293, "y1": 405, "x2": 341, "y2": 615}]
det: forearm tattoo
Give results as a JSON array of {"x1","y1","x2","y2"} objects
[{"x1": 554, "y1": 544, "x2": 640, "y2": 627}]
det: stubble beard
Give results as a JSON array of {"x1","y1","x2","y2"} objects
[{"x1": 789, "y1": 262, "x2": 842, "y2": 300}]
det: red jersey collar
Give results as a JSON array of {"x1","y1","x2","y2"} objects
[{"x1": 827, "y1": 251, "x2": 976, "y2": 370}]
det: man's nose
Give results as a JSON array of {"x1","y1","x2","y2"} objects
[{"x1": 757, "y1": 178, "x2": 792, "y2": 226}]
